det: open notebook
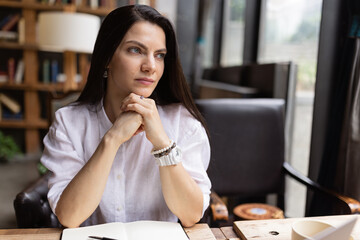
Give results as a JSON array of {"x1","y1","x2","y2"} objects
[
  {"x1": 310, "y1": 216, "x2": 357, "y2": 240},
  {"x1": 61, "y1": 221, "x2": 189, "y2": 240}
]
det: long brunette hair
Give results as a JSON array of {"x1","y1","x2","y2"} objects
[{"x1": 77, "y1": 5, "x2": 207, "y2": 130}]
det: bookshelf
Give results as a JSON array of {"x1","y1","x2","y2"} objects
[{"x1": 0, "y1": 0, "x2": 116, "y2": 153}]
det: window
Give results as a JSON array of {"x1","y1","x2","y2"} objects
[
  {"x1": 202, "y1": 1, "x2": 219, "y2": 68},
  {"x1": 258, "y1": 0, "x2": 323, "y2": 217},
  {"x1": 220, "y1": 0, "x2": 246, "y2": 66},
  {"x1": 258, "y1": 0, "x2": 322, "y2": 92},
  {"x1": 201, "y1": 0, "x2": 245, "y2": 68}
]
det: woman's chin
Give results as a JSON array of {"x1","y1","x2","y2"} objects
[{"x1": 133, "y1": 90, "x2": 154, "y2": 98}]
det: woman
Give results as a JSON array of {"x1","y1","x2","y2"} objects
[{"x1": 41, "y1": 5, "x2": 211, "y2": 228}]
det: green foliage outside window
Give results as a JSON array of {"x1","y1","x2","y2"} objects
[{"x1": 230, "y1": 0, "x2": 245, "y2": 22}]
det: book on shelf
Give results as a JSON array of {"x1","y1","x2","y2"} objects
[
  {"x1": 1, "y1": 107, "x2": 23, "y2": 120},
  {"x1": 14, "y1": 59, "x2": 24, "y2": 84},
  {"x1": 0, "y1": 93, "x2": 21, "y2": 114},
  {"x1": 42, "y1": 59, "x2": 50, "y2": 83},
  {"x1": 7, "y1": 58, "x2": 15, "y2": 83},
  {"x1": 0, "y1": 71, "x2": 8, "y2": 83},
  {"x1": 102, "y1": 0, "x2": 116, "y2": 8},
  {"x1": 0, "y1": 31, "x2": 18, "y2": 41},
  {"x1": 1, "y1": 14, "x2": 21, "y2": 31},
  {"x1": 0, "y1": 15, "x2": 12, "y2": 29},
  {"x1": 90, "y1": 0, "x2": 98, "y2": 9},
  {"x1": 61, "y1": 221, "x2": 188, "y2": 240},
  {"x1": 47, "y1": 0, "x2": 57, "y2": 5},
  {"x1": 57, "y1": 73, "x2": 66, "y2": 83},
  {"x1": 74, "y1": 0, "x2": 82, "y2": 6},
  {"x1": 51, "y1": 59, "x2": 59, "y2": 83},
  {"x1": 37, "y1": 0, "x2": 114, "y2": 7},
  {"x1": 17, "y1": 17, "x2": 25, "y2": 44},
  {"x1": 40, "y1": 0, "x2": 80, "y2": 6}
]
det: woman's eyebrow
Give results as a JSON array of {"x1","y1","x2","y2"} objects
[{"x1": 125, "y1": 40, "x2": 167, "y2": 52}]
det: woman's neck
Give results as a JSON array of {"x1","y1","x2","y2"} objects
[{"x1": 103, "y1": 93, "x2": 124, "y2": 123}]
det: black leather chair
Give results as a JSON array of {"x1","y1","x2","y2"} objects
[
  {"x1": 13, "y1": 171, "x2": 62, "y2": 228},
  {"x1": 13, "y1": 98, "x2": 360, "y2": 228},
  {"x1": 12, "y1": 92, "x2": 79, "y2": 228},
  {"x1": 196, "y1": 98, "x2": 360, "y2": 227},
  {"x1": 198, "y1": 62, "x2": 297, "y2": 166},
  {"x1": 13, "y1": 91, "x2": 77, "y2": 228}
]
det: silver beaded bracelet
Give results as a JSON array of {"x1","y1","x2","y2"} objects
[
  {"x1": 151, "y1": 140, "x2": 174, "y2": 156},
  {"x1": 151, "y1": 140, "x2": 182, "y2": 166}
]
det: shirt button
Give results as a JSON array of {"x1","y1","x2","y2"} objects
[
  {"x1": 117, "y1": 174, "x2": 121, "y2": 180},
  {"x1": 117, "y1": 206, "x2": 122, "y2": 211}
]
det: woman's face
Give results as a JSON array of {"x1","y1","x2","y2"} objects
[{"x1": 107, "y1": 21, "x2": 167, "y2": 100}]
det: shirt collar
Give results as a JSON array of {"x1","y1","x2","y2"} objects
[{"x1": 97, "y1": 98, "x2": 113, "y2": 140}]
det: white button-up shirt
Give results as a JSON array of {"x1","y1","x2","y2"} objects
[{"x1": 41, "y1": 101, "x2": 211, "y2": 226}]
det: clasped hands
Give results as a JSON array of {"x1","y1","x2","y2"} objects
[{"x1": 109, "y1": 93, "x2": 170, "y2": 150}]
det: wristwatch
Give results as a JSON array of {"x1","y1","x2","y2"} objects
[{"x1": 155, "y1": 146, "x2": 182, "y2": 166}]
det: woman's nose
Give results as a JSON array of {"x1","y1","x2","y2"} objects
[{"x1": 141, "y1": 56, "x2": 156, "y2": 73}]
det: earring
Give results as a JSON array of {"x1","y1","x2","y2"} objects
[{"x1": 103, "y1": 68, "x2": 108, "y2": 78}]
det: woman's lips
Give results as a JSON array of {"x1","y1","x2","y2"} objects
[{"x1": 135, "y1": 78, "x2": 155, "y2": 86}]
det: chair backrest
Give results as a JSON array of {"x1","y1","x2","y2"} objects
[
  {"x1": 196, "y1": 98, "x2": 286, "y2": 207},
  {"x1": 13, "y1": 172, "x2": 61, "y2": 228},
  {"x1": 200, "y1": 62, "x2": 297, "y2": 162},
  {"x1": 202, "y1": 62, "x2": 296, "y2": 99}
]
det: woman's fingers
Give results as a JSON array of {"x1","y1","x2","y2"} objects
[
  {"x1": 120, "y1": 93, "x2": 169, "y2": 149},
  {"x1": 121, "y1": 94, "x2": 156, "y2": 118},
  {"x1": 111, "y1": 111, "x2": 143, "y2": 143},
  {"x1": 123, "y1": 102, "x2": 151, "y2": 117},
  {"x1": 121, "y1": 93, "x2": 151, "y2": 111}
]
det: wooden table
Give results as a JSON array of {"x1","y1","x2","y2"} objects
[
  {"x1": 0, "y1": 224, "x2": 218, "y2": 240},
  {"x1": 0, "y1": 224, "x2": 240, "y2": 240},
  {"x1": 233, "y1": 214, "x2": 360, "y2": 240},
  {"x1": 205, "y1": 214, "x2": 360, "y2": 240},
  {"x1": 1, "y1": 215, "x2": 359, "y2": 240}
]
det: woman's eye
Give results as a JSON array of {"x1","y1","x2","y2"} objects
[
  {"x1": 155, "y1": 53, "x2": 166, "y2": 60},
  {"x1": 128, "y1": 47, "x2": 141, "y2": 54}
]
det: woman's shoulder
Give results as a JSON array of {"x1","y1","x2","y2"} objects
[
  {"x1": 158, "y1": 103, "x2": 195, "y2": 121},
  {"x1": 158, "y1": 103, "x2": 203, "y2": 134},
  {"x1": 52, "y1": 103, "x2": 98, "y2": 127},
  {"x1": 55, "y1": 102, "x2": 93, "y2": 117}
]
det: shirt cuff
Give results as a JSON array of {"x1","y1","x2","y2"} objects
[{"x1": 202, "y1": 193, "x2": 210, "y2": 216}]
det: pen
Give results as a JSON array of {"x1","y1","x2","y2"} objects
[{"x1": 88, "y1": 236, "x2": 119, "y2": 240}]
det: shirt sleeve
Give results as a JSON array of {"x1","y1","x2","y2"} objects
[
  {"x1": 177, "y1": 121, "x2": 211, "y2": 216},
  {"x1": 40, "y1": 111, "x2": 85, "y2": 215}
]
